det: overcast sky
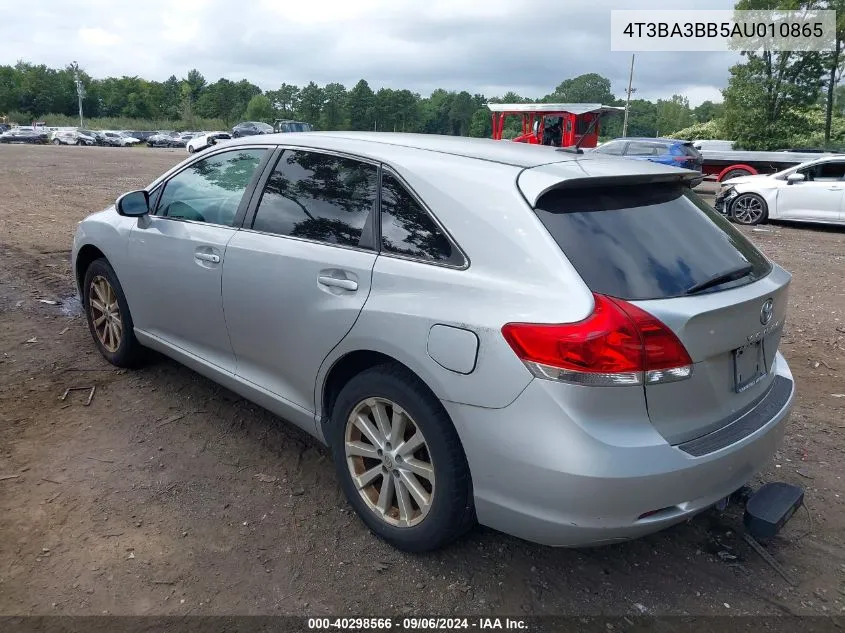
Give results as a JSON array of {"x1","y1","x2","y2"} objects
[{"x1": 2, "y1": 0, "x2": 737, "y2": 106}]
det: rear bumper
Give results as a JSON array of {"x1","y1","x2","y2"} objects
[{"x1": 443, "y1": 352, "x2": 794, "y2": 547}]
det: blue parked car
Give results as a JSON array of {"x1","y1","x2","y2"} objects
[{"x1": 593, "y1": 137, "x2": 704, "y2": 186}]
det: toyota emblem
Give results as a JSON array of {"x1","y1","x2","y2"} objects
[{"x1": 760, "y1": 299, "x2": 774, "y2": 325}]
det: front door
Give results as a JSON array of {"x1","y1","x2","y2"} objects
[
  {"x1": 223, "y1": 149, "x2": 379, "y2": 414},
  {"x1": 122, "y1": 147, "x2": 269, "y2": 371},
  {"x1": 777, "y1": 160, "x2": 845, "y2": 222}
]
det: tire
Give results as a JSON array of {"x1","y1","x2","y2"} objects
[
  {"x1": 721, "y1": 168, "x2": 752, "y2": 182},
  {"x1": 82, "y1": 258, "x2": 144, "y2": 368},
  {"x1": 731, "y1": 192, "x2": 769, "y2": 225},
  {"x1": 187, "y1": 145, "x2": 195, "y2": 153},
  {"x1": 329, "y1": 363, "x2": 474, "y2": 552},
  {"x1": 75, "y1": 139, "x2": 82, "y2": 146},
  {"x1": 52, "y1": 139, "x2": 61, "y2": 145}
]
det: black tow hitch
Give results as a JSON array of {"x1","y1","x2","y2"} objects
[{"x1": 743, "y1": 482, "x2": 805, "y2": 540}]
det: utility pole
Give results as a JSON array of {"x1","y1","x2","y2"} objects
[
  {"x1": 622, "y1": 53, "x2": 635, "y2": 137},
  {"x1": 70, "y1": 61, "x2": 85, "y2": 128}
]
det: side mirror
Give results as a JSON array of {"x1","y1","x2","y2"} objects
[
  {"x1": 116, "y1": 190, "x2": 150, "y2": 217},
  {"x1": 786, "y1": 173, "x2": 805, "y2": 185}
]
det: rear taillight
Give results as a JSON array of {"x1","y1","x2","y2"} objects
[{"x1": 501, "y1": 294, "x2": 693, "y2": 387}]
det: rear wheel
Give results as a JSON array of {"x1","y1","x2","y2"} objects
[
  {"x1": 329, "y1": 363, "x2": 474, "y2": 552},
  {"x1": 82, "y1": 258, "x2": 144, "y2": 367},
  {"x1": 731, "y1": 192, "x2": 768, "y2": 225},
  {"x1": 52, "y1": 139, "x2": 61, "y2": 145}
]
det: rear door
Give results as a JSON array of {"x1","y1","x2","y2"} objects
[
  {"x1": 531, "y1": 182, "x2": 788, "y2": 445},
  {"x1": 222, "y1": 148, "x2": 379, "y2": 413}
]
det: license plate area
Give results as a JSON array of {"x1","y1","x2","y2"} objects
[{"x1": 733, "y1": 340, "x2": 767, "y2": 393}]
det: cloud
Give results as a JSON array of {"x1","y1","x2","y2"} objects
[{"x1": 0, "y1": 0, "x2": 736, "y2": 105}]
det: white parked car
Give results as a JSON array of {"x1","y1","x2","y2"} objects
[
  {"x1": 102, "y1": 131, "x2": 141, "y2": 147},
  {"x1": 50, "y1": 129, "x2": 96, "y2": 146},
  {"x1": 186, "y1": 131, "x2": 232, "y2": 153},
  {"x1": 715, "y1": 156, "x2": 845, "y2": 226}
]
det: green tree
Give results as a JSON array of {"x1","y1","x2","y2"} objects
[
  {"x1": 298, "y1": 81, "x2": 324, "y2": 126},
  {"x1": 180, "y1": 82, "x2": 195, "y2": 128},
  {"x1": 656, "y1": 94, "x2": 693, "y2": 135},
  {"x1": 184, "y1": 68, "x2": 206, "y2": 102},
  {"x1": 693, "y1": 100, "x2": 725, "y2": 123},
  {"x1": 545, "y1": 73, "x2": 614, "y2": 103},
  {"x1": 266, "y1": 83, "x2": 300, "y2": 119},
  {"x1": 320, "y1": 82, "x2": 347, "y2": 129},
  {"x1": 347, "y1": 79, "x2": 375, "y2": 130},
  {"x1": 244, "y1": 94, "x2": 274, "y2": 122},
  {"x1": 823, "y1": 0, "x2": 845, "y2": 143},
  {"x1": 723, "y1": 0, "x2": 827, "y2": 149}
]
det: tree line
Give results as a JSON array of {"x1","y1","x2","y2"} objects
[
  {"x1": 0, "y1": 62, "x2": 722, "y2": 139},
  {"x1": 3, "y1": 0, "x2": 844, "y2": 149}
]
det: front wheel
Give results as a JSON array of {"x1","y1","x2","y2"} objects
[
  {"x1": 82, "y1": 258, "x2": 144, "y2": 367},
  {"x1": 52, "y1": 139, "x2": 61, "y2": 145},
  {"x1": 731, "y1": 192, "x2": 768, "y2": 225},
  {"x1": 329, "y1": 363, "x2": 474, "y2": 552}
]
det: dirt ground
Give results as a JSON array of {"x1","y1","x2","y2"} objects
[{"x1": 0, "y1": 144, "x2": 843, "y2": 618}]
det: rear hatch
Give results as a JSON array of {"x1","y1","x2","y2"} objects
[
  {"x1": 672, "y1": 141, "x2": 703, "y2": 173},
  {"x1": 524, "y1": 173, "x2": 788, "y2": 445}
]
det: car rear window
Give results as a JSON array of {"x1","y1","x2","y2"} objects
[
  {"x1": 534, "y1": 183, "x2": 772, "y2": 300},
  {"x1": 678, "y1": 143, "x2": 702, "y2": 158}
]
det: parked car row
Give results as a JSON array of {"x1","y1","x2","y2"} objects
[{"x1": 230, "y1": 119, "x2": 313, "y2": 138}]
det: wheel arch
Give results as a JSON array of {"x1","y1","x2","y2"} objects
[
  {"x1": 717, "y1": 163, "x2": 758, "y2": 182},
  {"x1": 75, "y1": 244, "x2": 107, "y2": 292},
  {"x1": 318, "y1": 349, "x2": 453, "y2": 434}
]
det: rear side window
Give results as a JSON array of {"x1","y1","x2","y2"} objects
[
  {"x1": 379, "y1": 173, "x2": 460, "y2": 265},
  {"x1": 252, "y1": 150, "x2": 378, "y2": 247},
  {"x1": 594, "y1": 141, "x2": 625, "y2": 156},
  {"x1": 625, "y1": 141, "x2": 666, "y2": 156},
  {"x1": 534, "y1": 184, "x2": 772, "y2": 300}
]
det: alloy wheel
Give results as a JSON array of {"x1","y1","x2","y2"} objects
[
  {"x1": 89, "y1": 275, "x2": 123, "y2": 353},
  {"x1": 344, "y1": 397, "x2": 435, "y2": 528},
  {"x1": 732, "y1": 194, "x2": 765, "y2": 224}
]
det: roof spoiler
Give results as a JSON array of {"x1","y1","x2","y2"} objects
[{"x1": 518, "y1": 170, "x2": 697, "y2": 208}]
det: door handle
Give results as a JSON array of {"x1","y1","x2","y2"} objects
[
  {"x1": 318, "y1": 275, "x2": 358, "y2": 291},
  {"x1": 828, "y1": 186, "x2": 843, "y2": 191},
  {"x1": 195, "y1": 252, "x2": 220, "y2": 263}
]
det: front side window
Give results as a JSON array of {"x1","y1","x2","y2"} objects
[
  {"x1": 801, "y1": 161, "x2": 845, "y2": 181},
  {"x1": 156, "y1": 149, "x2": 266, "y2": 226},
  {"x1": 380, "y1": 173, "x2": 459, "y2": 264},
  {"x1": 251, "y1": 150, "x2": 378, "y2": 247}
]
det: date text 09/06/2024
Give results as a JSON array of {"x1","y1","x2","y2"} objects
[{"x1": 307, "y1": 617, "x2": 528, "y2": 630}]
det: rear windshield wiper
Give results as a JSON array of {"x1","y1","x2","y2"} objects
[{"x1": 685, "y1": 263, "x2": 754, "y2": 295}]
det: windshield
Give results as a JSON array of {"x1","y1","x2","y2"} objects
[{"x1": 534, "y1": 183, "x2": 772, "y2": 300}]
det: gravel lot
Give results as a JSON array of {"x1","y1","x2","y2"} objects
[{"x1": 0, "y1": 144, "x2": 844, "y2": 617}]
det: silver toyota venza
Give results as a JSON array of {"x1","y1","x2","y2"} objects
[{"x1": 72, "y1": 132, "x2": 795, "y2": 551}]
